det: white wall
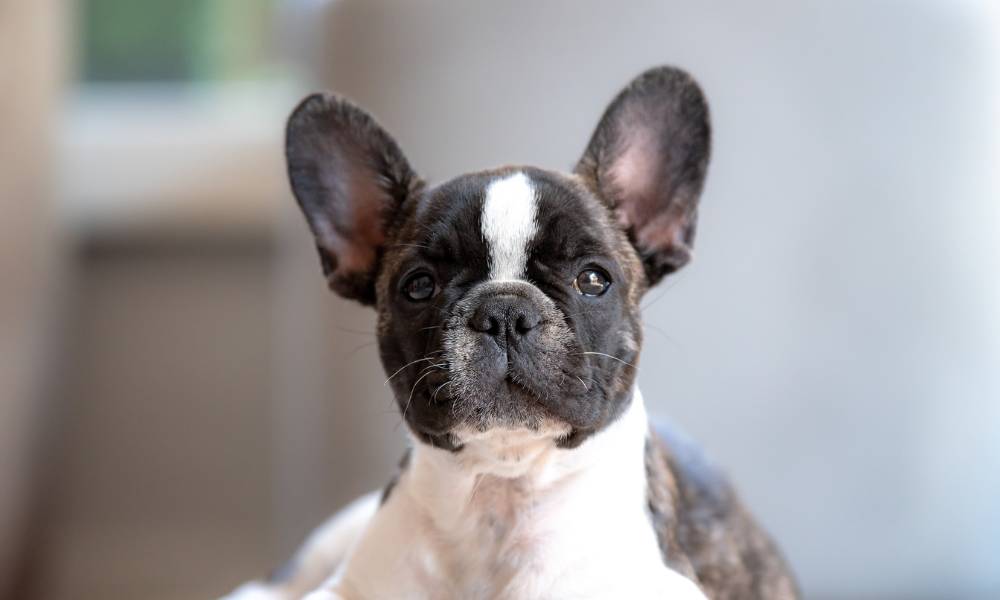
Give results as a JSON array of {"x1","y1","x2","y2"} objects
[{"x1": 295, "y1": 1, "x2": 1000, "y2": 597}]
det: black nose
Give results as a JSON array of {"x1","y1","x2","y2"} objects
[{"x1": 468, "y1": 294, "x2": 543, "y2": 343}]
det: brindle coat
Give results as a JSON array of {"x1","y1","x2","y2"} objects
[{"x1": 646, "y1": 426, "x2": 800, "y2": 599}]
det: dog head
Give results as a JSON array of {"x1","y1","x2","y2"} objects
[{"x1": 286, "y1": 66, "x2": 710, "y2": 452}]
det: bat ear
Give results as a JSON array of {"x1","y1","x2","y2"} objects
[
  {"x1": 286, "y1": 94, "x2": 420, "y2": 304},
  {"x1": 576, "y1": 66, "x2": 711, "y2": 287}
]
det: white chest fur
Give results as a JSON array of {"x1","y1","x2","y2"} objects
[{"x1": 318, "y1": 389, "x2": 706, "y2": 600}]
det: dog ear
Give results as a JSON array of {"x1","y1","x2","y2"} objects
[
  {"x1": 286, "y1": 94, "x2": 420, "y2": 304},
  {"x1": 575, "y1": 66, "x2": 711, "y2": 287}
]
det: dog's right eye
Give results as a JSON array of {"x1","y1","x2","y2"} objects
[
  {"x1": 574, "y1": 268, "x2": 611, "y2": 297},
  {"x1": 402, "y1": 272, "x2": 436, "y2": 302}
]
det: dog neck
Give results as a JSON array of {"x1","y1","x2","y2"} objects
[
  {"x1": 331, "y1": 386, "x2": 705, "y2": 599},
  {"x1": 402, "y1": 386, "x2": 651, "y2": 535}
]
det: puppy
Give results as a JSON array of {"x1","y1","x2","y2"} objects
[{"x1": 224, "y1": 66, "x2": 799, "y2": 600}]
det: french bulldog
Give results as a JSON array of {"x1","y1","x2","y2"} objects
[{"x1": 224, "y1": 66, "x2": 799, "y2": 600}]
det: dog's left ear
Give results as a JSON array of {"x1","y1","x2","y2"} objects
[
  {"x1": 286, "y1": 94, "x2": 420, "y2": 305},
  {"x1": 576, "y1": 66, "x2": 711, "y2": 286}
]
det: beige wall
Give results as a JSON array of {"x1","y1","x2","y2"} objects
[{"x1": 0, "y1": 0, "x2": 65, "y2": 594}]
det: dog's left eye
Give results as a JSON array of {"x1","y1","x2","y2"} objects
[
  {"x1": 574, "y1": 269, "x2": 611, "y2": 296},
  {"x1": 402, "y1": 272, "x2": 436, "y2": 302}
]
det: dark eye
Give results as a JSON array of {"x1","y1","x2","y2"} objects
[
  {"x1": 402, "y1": 272, "x2": 436, "y2": 302},
  {"x1": 574, "y1": 269, "x2": 611, "y2": 296}
]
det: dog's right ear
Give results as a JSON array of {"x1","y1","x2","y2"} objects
[
  {"x1": 575, "y1": 67, "x2": 711, "y2": 287},
  {"x1": 286, "y1": 94, "x2": 420, "y2": 305}
]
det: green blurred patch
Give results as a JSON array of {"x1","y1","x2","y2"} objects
[{"x1": 80, "y1": 0, "x2": 275, "y2": 82}]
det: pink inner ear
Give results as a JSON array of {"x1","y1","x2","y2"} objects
[
  {"x1": 606, "y1": 120, "x2": 692, "y2": 258},
  {"x1": 319, "y1": 165, "x2": 387, "y2": 279},
  {"x1": 607, "y1": 122, "x2": 661, "y2": 235}
]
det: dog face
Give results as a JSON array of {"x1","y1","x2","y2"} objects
[
  {"x1": 286, "y1": 67, "x2": 710, "y2": 450},
  {"x1": 374, "y1": 167, "x2": 647, "y2": 450}
]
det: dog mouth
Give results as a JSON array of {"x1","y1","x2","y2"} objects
[
  {"x1": 445, "y1": 377, "x2": 575, "y2": 466},
  {"x1": 437, "y1": 357, "x2": 585, "y2": 431},
  {"x1": 394, "y1": 333, "x2": 628, "y2": 454},
  {"x1": 392, "y1": 281, "x2": 600, "y2": 444}
]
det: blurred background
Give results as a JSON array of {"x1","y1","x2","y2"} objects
[{"x1": 1, "y1": 1, "x2": 998, "y2": 598}]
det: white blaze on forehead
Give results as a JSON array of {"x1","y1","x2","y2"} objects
[{"x1": 481, "y1": 172, "x2": 538, "y2": 281}]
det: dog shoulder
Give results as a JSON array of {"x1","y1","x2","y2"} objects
[
  {"x1": 222, "y1": 490, "x2": 382, "y2": 600},
  {"x1": 646, "y1": 421, "x2": 801, "y2": 600}
]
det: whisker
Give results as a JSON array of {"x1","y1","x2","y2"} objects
[
  {"x1": 431, "y1": 381, "x2": 452, "y2": 402},
  {"x1": 579, "y1": 351, "x2": 638, "y2": 369},
  {"x1": 402, "y1": 370, "x2": 437, "y2": 421},
  {"x1": 640, "y1": 277, "x2": 682, "y2": 313},
  {"x1": 416, "y1": 362, "x2": 448, "y2": 377},
  {"x1": 343, "y1": 340, "x2": 377, "y2": 359},
  {"x1": 641, "y1": 319, "x2": 681, "y2": 347},
  {"x1": 384, "y1": 356, "x2": 439, "y2": 386}
]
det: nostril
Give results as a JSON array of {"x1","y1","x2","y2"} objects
[
  {"x1": 514, "y1": 312, "x2": 541, "y2": 334},
  {"x1": 468, "y1": 315, "x2": 486, "y2": 332},
  {"x1": 469, "y1": 314, "x2": 501, "y2": 336}
]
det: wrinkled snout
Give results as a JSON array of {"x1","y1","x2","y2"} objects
[{"x1": 443, "y1": 281, "x2": 580, "y2": 427}]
